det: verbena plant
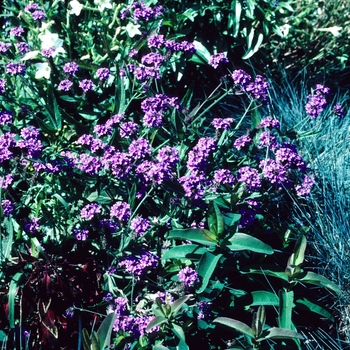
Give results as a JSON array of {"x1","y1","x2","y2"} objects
[{"x1": 0, "y1": 1, "x2": 343, "y2": 349}]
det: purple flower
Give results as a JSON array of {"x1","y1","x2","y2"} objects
[
  {"x1": 148, "y1": 34, "x2": 165, "y2": 48},
  {"x1": 80, "y1": 203, "x2": 102, "y2": 220},
  {"x1": 77, "y1": 154, "x2": 102, "y2": 174},
  {"x1": 96, "y1": 67, "x2": 110, "y2": 80},
  {"x1": 58, "y1": 79, "x2": 73, "y2": 91},
  {"x1": 0, "y1": 79, "x2": 6, "y2": 94},
  {"x1": 120, "y1": 122, "x2": 139, "y2": 138},
  {"x1": 100, "y1": 219, "x2": 118, "y2": 232},
  {"x1": 94, "y1": 123, "x2": 113, "y2": 137},
  {"x1": 187, "y1": 137, "x2": 216, "y2": 171},
  {"x1": 119, "y1": 252, "x2": 158, "y2": 276},
  {"x1": 214, "y1": 169, "x2": 235, "y2": 185},
  {"x1": 73, "y1": 227, "x2": 89, "y2": 240},
  {"x1": 333, "y1": 103, "x2": 344, "y2": 117},
  {"x1": 259, "y1": 131, "x2": 278, "y2": 150},
  {"x1": 42, "y1": 47, "x2": 55, "y2": 57},
  {"x1": 197, "y1": 301, "x2": 212, "y2": 320},
  {"x1": 15, "y1": 42, "x2": 29, "y2": 54},
  {"x1": 178, "y1": 267, "x2": 199, "y2": 287},
  {"x1": 128, "y1": 138, "x2": 152, "y2": 160},
  {"x1": 246, "y1": 75, "x2": 270, "y2": 102},
  {"x1": 110, "y1": 201, "x2": 131, "y2": 222},
  {"x1": 164, "y1": 40, "x2": 183, "y2": 52},
  {"x1": 25, "y1": 3, "x2": 40, "y2": 12},
  {"x1": 24, "y1": 217, "x2": 40, "y2": 233},
  {"x1": 275, "y1": 143, "x2": 306, "y2": 172},
  {"x1": 208, "y1": 52, "x2": 229, "y2": 68},
  {"x1": 260, "y1": 158, "x2": 289, "y2": 185},
  {"x1": 0, "y1": 42, "x2": 11, "y2": 53},
  {"x1": 79, "y1": 79, "x2": 95, "y2": 92},
  {"x1": 157, "y1": 146, "x2": 179, "y2": 166},
  {"x1": 20, "y1": 126, "x2": 40, "y2": 140},
  {"x1": 130, "y1": 216, "x2": 151, "y2": 236},
  {"x1": 129, "y1": 2, "x2": 165, "y2": 22},
  {"x1": 32, "y1": 10, "x2": 46, "y2": 20},
  {"x1": 212, "y1": 118, "x2": 234, "y2": 130},
  {"x1": 179, "y1": 171, "x2": 208, "y2": 200},
  {"x1": 233, "y1": 135, "x2": 252, "y2": 150},
  {"x1": 180, "y1": 41, "x2": 196, "y2": 53},
  {"x1": 2, "y1": 200, "x2": 14, "y2": 216},
  {"x1": 1, "y1": 174, "x2": 14, "y2": 189},
  {"x1": 6, "y1": 62, "x2": 26, "y2": 76},
  {"x1": 295, "y1": 174, "x2": 315, "y2": 197},
  {"x1": 259, "y1": 117, "x2": 280, "y2": 129},
  {"x1": 141, "y1": 53, "x2": 164, "y2": 68},
  {"x1": 136, "y1": 161, "x2": 171, "y2": 185},
  {"x1": 10, "y1": 27, "x2": 25, "y2": 37},
  {"x1": 232, "y1": 69, "x2": 252, "y2": 88},
  {"x1": 0, "y1": 111, "x2": 13, "y2": 125},
  {"x1": 103, "y1": 151, "x2": 132, "y2": 179},
  {"x1": 134, "y1": 65, "x2": 160, "y2": 81},
  {"x1": 305, "y1": 93, "x2": 327, "y2": 118},
  {"x1": 129, "y1": 49, "x2": 138, "y2": 58},
  {"x1": 238, "y1": 207, "x2": 255, "y2": 228},
  {"x1": 63, "y1": 62, "x2": 79, "y2": 75},
  {"x1": 314, "y1": 84, "x2": 330, "y2": 95},
  {"x1": 237, "y1": 166, "x2": 261, "y2": 192}
]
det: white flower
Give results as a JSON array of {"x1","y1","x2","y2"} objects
[
  {"x1": 34, "y1": 62, "x2": 51, "y2": 79},
  {"x1": 69, "y1": 0, "x2": 83, "y2": 16},
  {"x1": 125, "y1": 22, "x2": 141, "y2": 38},
  {"x1": 39, "y1": 30, "x2": 65, "y2": 57},
  {"x1": 94, "y1": 0, "x2": 112, "y2": 12},
  {"x1": 317, "y1": 26, "x2": 342, "y2": 37}
]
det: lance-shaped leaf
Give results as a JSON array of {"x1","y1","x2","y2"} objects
[
  {"x1": 171, "y1": 295, "x2": 192, "y2": 316},
  {"x1": 146, "y1": 316, "x2": 168, "y2": 333},
  {"x1": 213, "y1": 317, "x2": 254, "y2": 338},
  {"x1": 245, "y1": 291, "x2": 279, "y2": 308},
  {"x1": 278, "y1": 290, "x2": 294, "y2": 329},
  {"x1": 162, "y1": 244, "x2": 207, "y2": 260},
  {"x1": 296, "y1": 271, "x2": 341, "y2": 295},
  {"x1": 285, "y1": 235, "x2": 307, "y2": 278},
  {"x1": 226, "y1": 233, "x2": 274, "y2": 255},
  {"x1": 252, "y1": 306, "x2": 265, "y2": 338},
  {"x1": 171, "y1": 324, "x2": 186, "y2": 342},
  {"x1": 166, "y1": 229, "x2": 217, "y2": 246},
  {"x1": 97, "y1": 312, "x2": 117, "y2": 350},
  {"x1": 9, "y1": 272, "x2": 24, "y2": 329},
  {"x1": 257, "y1": 327, "x2": 304, "y2": 341},
  {"x1": 196, "y1": 252, "x2": 223, "y2": 293},
  {"x1": 207, "y1": 202, "x2": 224, "y2": 236},
  {"x1": 295, "y1": 298, "x2": 334, "y2": 321}
]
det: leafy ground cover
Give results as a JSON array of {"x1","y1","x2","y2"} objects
[{"x1": 0, "y1": 1, "x2": 348, "y2": 349}]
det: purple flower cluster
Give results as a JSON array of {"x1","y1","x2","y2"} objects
[
  {"x1": 80, "y1": 203, "x2": 102, "y2": 220},
  {"x1": 0, "y1": 42, "x2": 11, "y2": 53},
  {"x1": 10, "y1": 27, "x2": 24, "y2": 37},
  {"x1": 232, "y1": 70, "x2": 270, "y2": 102},
  {"x1": 208, "y1": 52, "x2": 229, "y2": 69},
  {"x1": 0, "y1": 111, "x2": 13, "y2": 125},
  {"x1": 32, "y1": 10, "x2": 46, "y2": 20},
  {"x1": 120, "y1": 122, "x2": 139, "y2": 138},
  {"x1": 295, "y1": 174, "x2": 315, "y2": 197},
  {"x1": 141, "y1": 94, "x2": 180, "y2": 127},
  {"x1": 0, "y1": 80, "x2": 5, "y2": 94},
  {"x1": 211, "y1": 118, "x2": 234, "y2": 130},
  {"x1": 130, "y1": 216, "x2": 151, "y2": 236},
  {"x1": 147, "y1": 34, "x2": 196, "y2": 53},
  {"x1": 214, "y1": 169, "x2": 235, "y2": 185},
  {"x1": 110, "y1": 201, "x2": 131, "y2": 222},
  {"x1": 187, "y1": 137, "x2": 216, "y2": 171},
  {"x1": 24, "y1": 217, "x2": 40, "y2": 233},
  {"x1": 275, "y1": 143, "x2": 306, "y2": 172},
  {"x1": 259, "y1": 131, "x2": 278, "y2": 150},
  {"x1": 157, "y1": 146, "x2": 179, "y2": 167},
  {"x1": 136, "y1": 160, "x2": 172, "y2": 185},
  {"x1": 0, "y1": 133, "x2": 16, "y2": 164},
  {"x1": 6, "y1": 62, "x2": 26, "y2": 76},
  {"x1": 103, "y1": 150, "x2": 132, "y2": 179},
  {"x1": 179, "y1": 171, "x2": 208, "y2": 200},
  {"x1": 63, "y1": 62, "x2": 79, "y2": 75},
  {"x1": 128, "y1": 138, "x2": 152, "y2": 161},
  {"x1": 94, "y1": 113, "x2": 124, "y2": 137},
  {"x1": 178, "y1": 266, "x2": 199, "y2": 287},
  {"x1": 41, "y1": 47, "x2": 55, "y2": 57},
  {"x1": 79, "y1": 79, "x2": 94, "y2": 92},
  {"x1": 259, "y1": 117, "x2": 280, "y2": 129},
  {"x1": 119, "y1": 252, "x2": 158, "y2": 276},
  {"x1": 15, "y1": 42, "x2": 29, "y2": 55},
  {"x1": 234, "y1": 135, "x2": 251, "y2": 150},
  {"x1": 24, "y1": 3, "x2": 40, "y2": 12},
  {"x1": 305, "y1": 84, "x2": 330, "y2": 118},
  {"x1": 96, "y1": 67, "x2": 110, "y2": 81},
  {"x1": 17, "y1": 126, "x2": 43, "y2": 158},
  {"x1": 333, "y1": 103, "x2": 344, "y2": 117},
  {"x1": 58, "y1": 80, "x2": 73, "y2": 91},
  {"x1": 260, "y1": 158, "x2": 289, "y2": 185},
  {"x1": 120, "y1": 2, "x2": 165, "y2": 22},
  {"x1": 73, "y1": 227, "x2": 89, "y2": 240},
  {"x1": 237, "y1": 166, "x2": 261, "y2": 192},
  {"x1": 1, "y1": 174, "x2": 14, "y2": 189},
  {"x1": 141, "y1": 53, "x2": 164, "y2": 68},
  {"x1": 2, "y1": 199, "x2": 14, "y2": 216}
]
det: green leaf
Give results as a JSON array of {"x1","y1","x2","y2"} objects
[
  {"x1": 9, "y1": 272, "x2": 24, "y2": 329},
  {"x1": 233, "y1": 0, "x2": 242, "y2": 37},
  {"x1": 296, "y1": 271, "x2": 341, "y2": 294},
  {"x1": 79, "y1": 112, "x2": 98, "y2": 121},
  {"x1": 162, "y1": 244, "x2": 207, "y2": 260},
  {"x1": 196, "y1": 252, "x2": 223, "y2": 293},
  {"x1": 176, "y1": 340, "x2": 189, "y2": 350},
  {"x1": 91, "y1": 331, "x2": 100, "y2": 350},
  {"x1": 252, "y1": 306, "x2": 265, "y2": 337},
  {"x1": 226, "y1": 233, "x2": 274, "y2": 255},
  {"x1": 171, "y1": 295, "x2": 191, "y2": 316},
  {"x1": 97, "y1": 312, "x2": 116, "y2": 350},
  {"x1": 245, "y1": 291, "x2": 279, "y2": 308},
  {"x1": 242, "y1": 32, "x2": 264, "y2": 60},
  {"x1": 166, "y1": 229, "x2": 217, "y2": 247},
  {"x1": 2, "y1": 217, "x2": 14, "y2": 259},
  {"x1": 295, "y1": 298, "x2": 334, "y2": 321},
  {"x1": 222, "y1": 213, "x2": 241, "y2": 228},
  {"x1": 171, "y1": 324, "x2": 185, "y2": 342},
  {"x1": 242, "y1": 267, "x2": 289, "y2": 281},
  {"x1": 258, "y1": 327, "x2": 304, "y2": 341},
  {"x1": 289, "y1": 235, "x2": 307, "y2": 266},
  {"x1": 59, "y1": 95, "x2": 79, "y2": 103},
  {"x1": 214, "y1": 317, "x2": 254, "y2": 338},
  {"x1": 190, "y1": 40, "x2": 211, "y2": 65},
  {"x1": 82, "y1": 328, "x2": 91, "y2": 350},
  {"x1": 0, "y1": 330, "x2": 7, "y2": 342},
  {"x1": 153, "y1": 345, "x2": 169, "y2": 350},
  {"x1": 278, "y1": 290, "x2": 294, "y2": 329},
  {"x1": 146, "y1": 316, "x2": 168, "y2": 333},
  {"x1": 207, "y1": 201, "x2": 224, "y2": 236}
]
